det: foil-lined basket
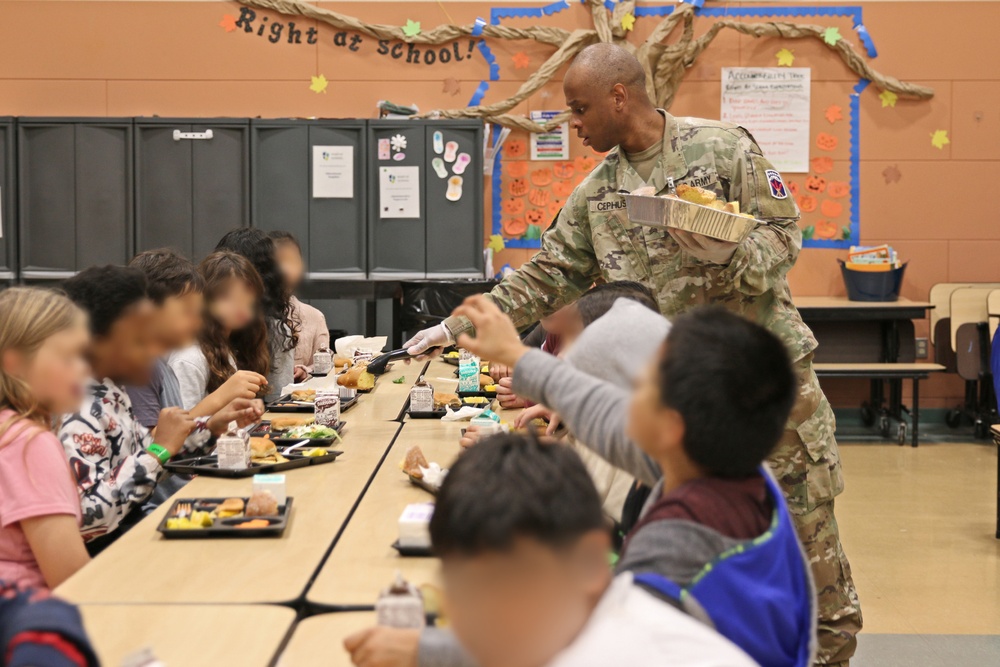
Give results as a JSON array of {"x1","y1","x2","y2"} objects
[{"x1": 623, "y1": 193, "x2": 758, "y2": 244}]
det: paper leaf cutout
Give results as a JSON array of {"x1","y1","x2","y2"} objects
[
  {"x1": 930, "y1": 130, "x2": 950, "y2": 150},
  {"x1": 621, "y1": 13, "x2": 636, "y2": 32},
  {"x1": 442, "y1": 78, "x2": 462, "y2": 96},
  {"x1": 402, "y1": 19, "x2": 422, "y2": 37},
  {"x1": 309, "y1": 75, "x2": 329, "y2": 94},
  {"x1": 219, "y1": 14, "x2": 237, "y2": 32},
  {"x1": 525, "y1": 224, "x2": 542, "y2": 240},
  {"x1": 775, "y1": 48, "x2": 795, "y2": 67},
  {"x1": 879, "y1": 90, "x2": 898, "y2": 108},
  {"x1": 512, "y1": 52, "x2": 531, "y2": 69},
  {"x1": 824, "y1": 105, "x2": 843, "y2": 124},
  {"x1": 488, "y1": 234, "x2": 506, "y2": 253},
  {"x1": 823, "y1": 27, "x2": 841, "y2": 46},
  {"x1": 882, "y1": 165, "x2": 902, "y2": 184},
  {"x1": 810, "y1": 157, "x2": 834, "y2": 174}
]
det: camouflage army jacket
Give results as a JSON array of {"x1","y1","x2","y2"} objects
[{"x1": 447, "y1": 111, "x2": 818, "y2": 362}]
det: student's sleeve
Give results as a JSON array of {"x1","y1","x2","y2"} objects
[
  {"x1": 169, "y1": 356, "x2": 208, "y2": 411},
  {"x1": 418, "y1": 628, "x2": 478, "y2": 667},
  {"x1": 59, "y1": 413, "x2": 162, "y2": 541},
  {"x1": 511, "y1": 349, "x2": 661, "y2": 487},
  {"x1": 178, "y1": 417, "x2": 214, "y2": 457},
  {"x1": 718, "y1": 135, "x2": 802, "y2": 297},
  {"x1": 124, "y1": 384, "x2": 162, "y2": 429},
  {"x1": 443, "y1": 190, "x2": 600, "y2": 337},
  {"x1": 0, "y1": 587, "x2": 100, "y2": 667}
]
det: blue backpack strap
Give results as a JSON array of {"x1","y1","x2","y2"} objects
[{"x1": 633, "y1": 572, "x2": 686, "y2": 612}]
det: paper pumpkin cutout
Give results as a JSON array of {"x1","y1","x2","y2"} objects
[
  {"x1": 506, "y1": 139, "x2": 527, "y2": 158},
  {"x1": 552, "y1": 180, "x2": 576, "y2": 198},
  {"x1": 815, "y1": 133, "x2": 838, "y2": 151},
  {"x1": 548, "y1": 200, "x2": 564, "y2": 218},
  {"x1": 810, "y1": 157, "x2": 834, "y2": 174},
  {"x1": 797, "y1": 195, "x2": 818, "y2": 213},
  {"x1": 502, "y1": 198, "x2": 525, "y2": 216},
  {"x1": 827, "y1": 181, "x2": 850, "y2": 199},
  {"x1": 506, "y1": 162, "x2": 529, "y2": 177},
  {"x1": 787, "y1": 181, "x2": 800, "y2": 197},
  {"x1": 574, "y1": 155, "x2": 596, "y2": 172},
  {"x1": 820, "y1": 200, "x2": 844, "y2": 218},
  {"x1": 805, "y1": 176, "x2": 827, "y2": 194},
  {"x1": 814, "y1": 220, "x2": 840, "y2": 240},
  {"x1": 552, "y1": 162, "x2": 575, "y2": 180},
  {"x1": 503, "y1": 217, "x2": 528, "y2": 237},
  {"x1": 528, "y1": 189, "x2": 550, "y2": 207},
  {"x1": 526, "y1": 209, "x2": 546, "y2": 226},
  {"x1": 530, "y1": 169, "x2": 554, "y2": 187},
  {"x1": 509, "y1": 178, "x2": 528, "y2": 197}
]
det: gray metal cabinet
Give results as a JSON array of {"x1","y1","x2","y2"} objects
[
  {"x1": 17, "y1": 118, "x2": 133, "y2": 279},
  {"x1": 367, "y1": 120, "x2": 483, "y2": 280},
  {"x1": 135, "y1": 119, "x2": 249, "y2": 261},
  {"x1": 0, "y1": 119, "x2": 15, "y2": 279},
  {"x1": 423, "y1": 120, "x2": 483, "y2": 279},
  {"x1": 251, "y1": 120, "x2": 367, "y2": 279}
]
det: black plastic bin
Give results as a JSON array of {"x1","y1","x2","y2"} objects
[
  {"x1": 400, "y1": 280, "x2": 499, "y2": 338},
  {"x1": 839, "y1": 260, "x2": 907, "y2": 302}
]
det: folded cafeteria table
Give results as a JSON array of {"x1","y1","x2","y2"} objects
[{"x1": 79, "y1": 604, "x2": 295, "y2": 667}]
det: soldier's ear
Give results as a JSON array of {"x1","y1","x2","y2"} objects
[{"x1": 612, "y1": 83, "x2": 628, "y2": 111}]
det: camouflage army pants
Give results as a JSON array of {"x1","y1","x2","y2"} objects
[{"x1": 767, "y1": 354, "x2": 862, "y2": 666}]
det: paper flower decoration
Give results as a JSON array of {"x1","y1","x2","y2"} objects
[
  {"x1": 309, "y1": 75, "x2": 328, "y2": 94},
  {"x1": 390, "y1": 134, "x2": 408, "y2": 152}
]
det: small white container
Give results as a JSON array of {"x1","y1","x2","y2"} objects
[
  {"x1": 216, "y1": 422, "x2": 250, "y2": 470},
  {"x1": 376, "y1": 571, "x2": 426, "y2": 629},
  {"x1": 314, "y1": 390, "x2": 341, "y2": 428},
  {"x1": 252, "y1": 474, "x2": 286, "y2": 505},
  {"x1": 312, "y1": 348, "x2": 333, "y2": 376}
]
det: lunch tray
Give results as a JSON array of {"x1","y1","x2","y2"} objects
[
  {"x1": 250, "y1": 420, "x2": 346, "y2": 447},
  {"x1": 623, "y1": 192, "x2": 757, "y2": 244},
  {"x1": 408, "y1": 407, "x2": 448, "y2": 419},
  {"x1": 391, "y1": 539, "x2": 433, "y2": 557},
  {"x1": 266, "y1": 394, "x2": 359, "y2": 413},
  {"x1": 157, "y1": 497, "x2": 294, "y2": 538},
  {"x1": 164, "y1": 450, "x2": 342, "y2": 478},
  {"x1": 457, "y1": 390, "x2": 497, "y2": 400}
]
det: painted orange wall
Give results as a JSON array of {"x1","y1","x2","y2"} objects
[{"x1": 1, "y1": 0, "x2": 997, "y2": 408}]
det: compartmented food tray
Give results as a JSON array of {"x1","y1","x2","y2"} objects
[
  {"x1": 391, "y1": 539, "x2": 433, "y2": 557},
  {"x1": 623, "y1": 193, "x2": 757, "y2": 244},
  {"x1": 164, "y1": 451, "x2": 342, "y2": 477},
  {"x1": 250, "y1": 421, "x2": 346, "y2": 447},
  {"x1": 266, "y1": 394, "x2": 359, "y2": 413},
  {"x1": 457, "y1": 390, "x2": 497, "y2": 400},
  {"x1": 408, "y1": 408, "x2": 448, "y2": 419},
  {"x1": 157, "y1": 497, "x2": 295, "y2": 538}
]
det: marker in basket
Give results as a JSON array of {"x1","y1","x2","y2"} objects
[{"x1": 216, "y1": 421, "x2": 250, "y2": 470}]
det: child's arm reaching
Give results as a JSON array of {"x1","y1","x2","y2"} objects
[{"x1": 511, "y1": 349, "x2": 661, "y2": 487}]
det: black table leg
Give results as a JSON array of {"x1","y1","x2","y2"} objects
[{"x1": 912, "y1": 377, "x2": 920, "y2": 448}]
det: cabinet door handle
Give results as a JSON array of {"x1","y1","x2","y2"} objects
[
  {"x1": 172, "y1": 129, "x2": 214, "y2": 141},
  {"x1": 21, "y1": 270, "x2": 77, "y2": 280}
]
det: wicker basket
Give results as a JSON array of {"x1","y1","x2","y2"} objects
[{"x1": 623, "y1": 193, "x2": 758, "y2": 244}]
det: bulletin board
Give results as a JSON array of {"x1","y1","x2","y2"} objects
[{"x1": 490, "y1": 2, "x2": 883, "y2": 252}]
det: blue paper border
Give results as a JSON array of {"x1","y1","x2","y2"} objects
[{"x1": 484, "y1": 3, "x2": 877, "y2": 250}]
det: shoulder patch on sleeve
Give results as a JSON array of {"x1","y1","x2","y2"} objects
[{"x1": 765, "y1": 169, "x2": 788, "y2": 199}]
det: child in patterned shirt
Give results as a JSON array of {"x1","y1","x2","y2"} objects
[{"x1": 59, "y1": 266, "x2": 262, "y2": 553}]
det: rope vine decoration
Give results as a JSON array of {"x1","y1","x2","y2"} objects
[{"x1": 237, "y1": 0, "x2": 934, "y2": 133}]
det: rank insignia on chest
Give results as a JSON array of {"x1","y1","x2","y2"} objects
[
  {"x1": 766, "y1": 169, "x2": 788, "y2": 199},
  {"x1": 589, "y1": 198, "x2": 628, "y2": 212}
]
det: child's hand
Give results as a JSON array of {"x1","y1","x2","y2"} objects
[
  {"x1": 452, "y1": 296, "x2": 528, "y2": 369},
  {"x1": 153, "y1": 408, "x2": 197, "y2": 455},
  {"x1": 489, "y1": 362, "x2": 513, "y2": 380},
  {"x1": 515, "y1": 404, "x2": 562, "y2": 435},
  {"x1": 495, "y1": 377, "x2": 525, "y2": 410},
  {"x1": 207, "y1": 399, "x2": 265, "y2": 436},
  {"x1": 293, "y1": 365, "x2": 309, "y2": 382},
  {"x1": 343, "y1": 626, "x2": 420, "y2": 667},
  {"x1": 460, "y1": 424, "x2": 482, "y2": 449},
  {"x1": 220, "y1": 370, "x2": 268, "y2": 402}
]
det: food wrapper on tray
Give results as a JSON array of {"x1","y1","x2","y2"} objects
[{"x1": 623, "y1": 184, "x2": 760, "y2": 245}]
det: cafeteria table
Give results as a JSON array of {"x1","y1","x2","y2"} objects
[
  {"x1": 57, "y1": 420, "x2": 403, "y2": 605},
  {"x1": 280, "y1": 611, "x2": 377, "y2": 666},
  {"x1": 79, "y1": 604, "x2": 294, "y2": 667},
  {"x1": 306, "y1": 418, "x2": 466, "y2": 608}
]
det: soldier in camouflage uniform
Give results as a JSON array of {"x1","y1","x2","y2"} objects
[{"x1": 406, "y1": 44, "x2": 861, "y2": 665}]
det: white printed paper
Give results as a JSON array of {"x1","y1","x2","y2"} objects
[
  {"x1": 529, "y1": 110, "x2": 570, "y2": 161},
  {"x1": 378, "y1": 166, "x2": 420, "y2": 219},
  {"x1": 720, "y1": 68, "x2": 811, "y2": 173},
  {"x1": 312, "y1": 146, "x2": 354, "y2": 198}
]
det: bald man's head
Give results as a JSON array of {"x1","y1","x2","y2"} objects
[{"x1": 563, "y1": 44, "x2": 656, "y2": 152}]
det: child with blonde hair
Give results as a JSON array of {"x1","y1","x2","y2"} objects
[{"x1": 0, "y1": 288, "x2": 90, "y2": 590}]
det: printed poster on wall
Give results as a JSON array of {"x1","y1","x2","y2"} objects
[
  {"x1": 312, "y1": 146, "x2": 354, "y2": 198},
  {"x1": 720, "y1": 68, "x2": 811, "y2": 173},
  {"x1": 378, "y1": 166, "x2": 420, "y2": 219},
  {"x1": 529, "y1": 110, "x2": 570, "y2": 161}
]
